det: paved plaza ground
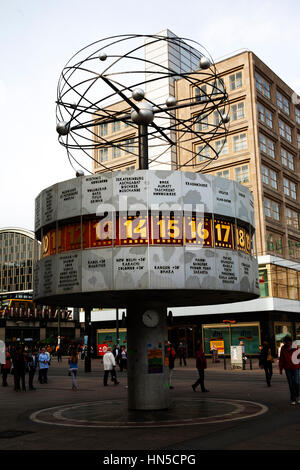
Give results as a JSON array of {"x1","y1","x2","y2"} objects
[{"x1": 0, "y1": 356, "x2": 299, "y2": 458}]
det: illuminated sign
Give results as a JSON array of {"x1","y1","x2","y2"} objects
[{"x1": 41, "y1": 212, "x2": 255, "y2": 257}]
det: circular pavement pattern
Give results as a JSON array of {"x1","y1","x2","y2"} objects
[{"x1": 30, "y1": 398, "x2": 268, "y2": 428}]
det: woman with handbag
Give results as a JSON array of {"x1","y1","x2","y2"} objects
[{"x1": 259, "y1": 341, "x2": 273, "y2": 387}]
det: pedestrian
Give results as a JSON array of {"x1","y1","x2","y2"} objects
[
  {"x1": 279, "y1": 335, "x2": 300, "y2": 405},
  {"x1": 57, "y1": 346, "x2": 62, "y2": 363},
  {"x1": 167, "y1": 342, "x2": 176, "y2": 389},
  {"x1": 68, "y1": 351, "x2": 79, "y2": 390},
  {"x1": 113, "y1": 345, "x2": 120, "y2": 368},
  {"x1": 178, "y1": 342, "x2": 187, "y2": 367},
  {"x1": 38, "y1": 347, "x2": 50, "y2": 384},
  {"x1": 103, "y1": 347, "x2": 119, "y2": 386},
  {"x1": 1, "y1": 346, "x2": 11, "y2": 387},
  {"x1": 259, "y1": 341, "x2": 273, "y2": 387},
  {"x1": 26, "y1": 347, "x2": 37, "y2": 390},
  {"x1": 119, "y1": 346, "x2": 127, "y2": 372},
  {"x1": 192, "y1": 341, "x2": 209, "y2": 392},
  {"x1": 12, "y1": 346, "x2": 27, "y2": 392}
]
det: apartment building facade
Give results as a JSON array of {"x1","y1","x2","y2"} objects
[{"x1": 91, "y1": 44, "x2": 300, "y2": 356}]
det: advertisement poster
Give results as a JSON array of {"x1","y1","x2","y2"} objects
[
  {"x1": 147, "y1": 347, "x2": 163, "y2": 374},
  {"x1": 210, "y1": 340, "x2": 224, "y2": 355},
  {"x1": 97, "y1": 344, "x2": 108, "y2": 356}
]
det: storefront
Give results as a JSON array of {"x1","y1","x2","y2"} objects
[{"x1": 202, "y1": 322, "x2": 261, "y2": 356}]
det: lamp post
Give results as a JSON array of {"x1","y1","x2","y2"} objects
[
  {"x1": 222, "y1": 320, "x2": 236, "y2": 353},
  {"x1": 84, "y1": 307, "x2": 92, "y2": 372}
]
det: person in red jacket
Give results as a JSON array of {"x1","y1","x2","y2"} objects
[
  {"x1": 279, "y1": 335, "x2": 300, "y2": 405},
  {"x1": 192, "y1": 341, "x2": 209, "y2": 392}
]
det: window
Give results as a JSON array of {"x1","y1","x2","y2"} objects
[
  {"x1": 231, "y1": 102, "x2": 245, "y2": 121},
  {"x1": 272, "y1": 202, "x2": 280, "y2": 220},
  {"x1": 264, "y1": 198, "x2": 280, "y2": 220},
  {"x1": 270, "y1": 169, "x2": 278, "y2": 189},
  {"x1": 125, "y1": 165, "x2": 136, "y2": 171},
  {"x1": 195, "y1": 114, "x2": 208, "y2": 131},
  {"x1": 213, "y1": 110, "x2": 220, "y2": 126},
  {"x1": 213, "y1": 78, "x2": 225, "y2": 94},
  {"x1": 281, "y1": 148, "x2": 295, "y2": 171},
  {"x1": 229, "y1": 72, "x2": 242, "y2": 91},
  {"x1": 233, "y1": 133, "x2": 247, "y2": 152},
  {"x1": 99, "y1": 123, "x2": 108, "y2": 137},
  {"x1": 196, "y1": 145, "x2": 210, "y2": 163},
  {"x1": 235, "y1": 165, "x2": 249, "y2": 184},
  {"x1": 295, "y1": 108, "x2": 300, "y2": 125},
  {"x1": 283, "y1": 177, "x2": 297, "y2": 200},
  {"x1": 279, "y1": 119, "x2": 292, "y2": 142},
  {"x1": 112, "y1": 146, "x2": 121, "y2": 159},
  {"x1": 215, "y1": 139, "x2": 228, "y2": 156},
  {"x1": 262, "y1": 165, "x2": 269, "y2": 185},
  {"x1": 257, "y1": 103, "x2": 273, "y2": 128},
  {"x1": 216, "y1": 169, "x2": 230, "y2": 179},
  {"x1": 264, "y1": 199, "x2": 271, "y2": 218},
  {"x1": 195, "y1": 85, "x2": 207, "y2": 102},
  {"x1": 277, "y1": 91, "x2": 290, "y2": 115},
  {"x1": 255, "y1": 72, "x2": 271, "y2": 99},
  {"x1": 99, "y1": 147, "x2": 108, "y2": 162},
  {"x1": 261, "y1": 166, "x2": 277, "y2": 188},
  {"x1": 124, "y1": 138, "x2": 135, "y2": 154},
  {"x1": 286, "y1": 208, "x2": 299, "y2": 229},
  {"x1": 112, "y1": 121, "x2": 121, "y2": 133}
]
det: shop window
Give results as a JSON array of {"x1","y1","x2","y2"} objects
[{"x1": 259, "y1": 269, "x2": 269, "y2": 297}]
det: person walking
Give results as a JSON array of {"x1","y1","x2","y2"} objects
[
  {"x1": 178, "y1": 342, "x2": 187, "y2": 367},
  {"x1": 167, "y1": 342, "x2": 176, "y2": 389},
  {"x1": 259, "y1": 341, "x2": 273, "y2": 387},
  {"x1": 119, "y1": 346, "x2": 127, "y2": 372},
  {"x1": 26, "y1": 348, "x2": 37, "y2": 390},
  {"x1": 103, "y1": 347, "x2": 119, "y2": 386},
  {"x1": 57, "y1": 346, "x2": 62, "y2": 363},
  {"x1": 192, "y1": 342, "x2": 209, "y2": 392},
  {"x1": 38, "y1": 347, "x2": 50, "y2": 384},
  {"x1": 68, "y1": 351, "x2": 79, "y2": 390},
  {"x1": 12, "y1": 346, "x2": 27, "y2": 392},
  {"x1": 279, "y1": 335, "x2": 300, "y2": 405},
  {"x1": 1, "y1": 346, "x2": 11, "y2": 387}
]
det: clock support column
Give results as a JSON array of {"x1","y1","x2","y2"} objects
[{"x1": 126, "y1": 302, "x2": 170, "y2": 410}]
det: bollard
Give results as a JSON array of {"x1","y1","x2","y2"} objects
[
  {"x1": 224, "y1": 356, "x2": 226, "y2": 370},
  {"x1": 250, "y1": 357, "x2": 252, "y2": 370}
]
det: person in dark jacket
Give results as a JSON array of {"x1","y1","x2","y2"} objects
[
  {"x1": 279, "y1": 335, "x2": 300, "y2": 405},
  {"x1": 259, "y1": 341, "x2": 273, "y2": 387},
  {"x1": 26, "y1": 348, "x2": 37, "y2": 390},
  {"x1": 192, "y1": 342, "x2": 209, "y2": 392},
  {"x1": 12, "y1": 346, "x2": 27, "y2": 392},
  {"x1": 178, "y1": 342, "x2": 187, "y2": 367}
]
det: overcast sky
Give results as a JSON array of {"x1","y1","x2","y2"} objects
[{"x1": 1, "y1": 0, "x2": 299, "y2": 231}]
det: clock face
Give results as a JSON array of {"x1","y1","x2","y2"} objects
[{"x1": 142, "y1": 310, "x2": 160, "y2": 328}]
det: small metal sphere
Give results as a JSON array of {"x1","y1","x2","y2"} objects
[
  {"x1": 99, "y1": 52, "x2": 107, "y2": 61},
  {"x1": 132, "y1": 88, "x2": 145, "y2": 102},
  {"x1": 199, "y1": 56, "x2": 211, "y2": 70},
  {"x1": 221, "y1": 113, "x2": 230, "y2": 123},
  {"x1": 166, "y1": 96, "x2": 177, "y2": 107},
  {"x1": 56, "y1": 121, "x2": 70, "y2": 136},
  {"x1": 70, "y1": 102, "x2": 77, "y2": 110},
  {"x1": 131, "y1": 102, "x2": 154, "y2": 125}
]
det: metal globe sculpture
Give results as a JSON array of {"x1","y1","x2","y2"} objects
[{"x1": 56, "y1": 34, "x2": 230, "y2": 174}]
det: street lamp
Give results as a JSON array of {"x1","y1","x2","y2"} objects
[{"x1": 222, "y1": 320, "x2": 236, "y2": 353}]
